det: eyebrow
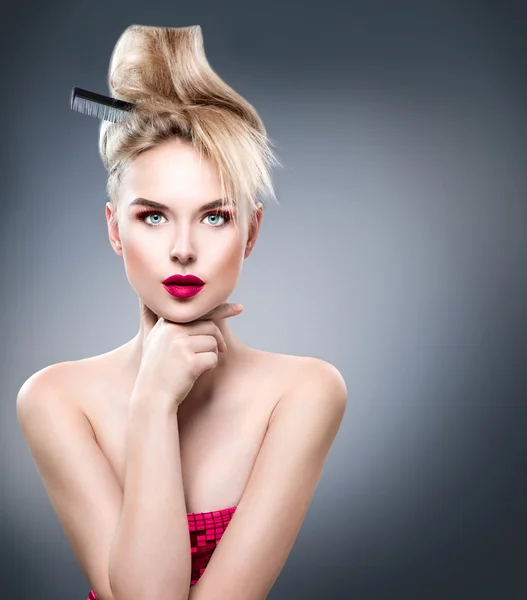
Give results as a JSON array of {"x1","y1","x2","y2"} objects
[{"x1": 129, "y1": 198, "x2": 233, "y2": 212}]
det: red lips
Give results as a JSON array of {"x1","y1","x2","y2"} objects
[{"x1": 162, "y1": 274, "x2": 205, "y2": 285}]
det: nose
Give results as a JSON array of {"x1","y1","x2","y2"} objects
[{"x1": 169, "y1": 223, "x2": 196, "y2": 264}]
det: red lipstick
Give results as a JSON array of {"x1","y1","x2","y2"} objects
[{"x1": 162, "y1": 274, "x2": 205, "y2": 299}]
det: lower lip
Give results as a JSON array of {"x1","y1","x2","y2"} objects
[{"x1": 162, "y1": 284, "x2": 205, "y2": 298}]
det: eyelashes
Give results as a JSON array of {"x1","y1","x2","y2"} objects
[{"x1": 135, "y1": 209, "x2": 233, "y2": 228}]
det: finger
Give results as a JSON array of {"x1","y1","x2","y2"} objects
[
  {"x1": 187, "y1": 335, "x2": 221, "y2": 354},
  {"x1": 183, "y1": 320, "x2": 227, "y2": 352},
  {"x1": 197, "y1": 303, "x2": 243, "y2": 323}
]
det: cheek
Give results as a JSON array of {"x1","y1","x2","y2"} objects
[
  {"x1": 220, "y1": 237, "x2": 245, "y2": 272},
  {"x1": 120, "y1": 234, "x2": 159, "y2": 282},
  {"x1": 220, "y1": 243, "x2": 246, "y2": 290},
  {"x1": 125, "y1": 241, "x2": 150, "y2": 264},
  {"x1": 204, "y1": 238, "x2": 244, "y2": 292}
]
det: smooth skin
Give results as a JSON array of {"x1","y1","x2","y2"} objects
[{"x1": 16, "y1": 137, "x2": 348, "y2": 600}]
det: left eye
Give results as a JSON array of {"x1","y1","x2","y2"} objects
[{"x1": 203, "y1": 212, "x2": 228, "y2": 226}]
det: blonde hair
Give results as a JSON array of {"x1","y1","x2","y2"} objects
[{"x1": 99, "y1": 24, "x2": 281, "y2": 234}]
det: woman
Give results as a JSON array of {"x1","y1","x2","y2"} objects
[{"x1": 16, "y1": 24, "x2": 348, "y2": 600}]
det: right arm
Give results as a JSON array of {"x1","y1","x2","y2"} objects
[
  {"x1": 108, "y1": 383, "x2": 191, "y2": 600},
  {"x1": 16, "y1": 364, "x2": 191, "y2": 600}
]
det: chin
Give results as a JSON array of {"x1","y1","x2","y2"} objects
[
  {"x1": 150, "y1": 286, "x2": 232, "y2": 322},
  {"x1": 162, "y1": 300, "x2": 220, "y2": 323}
]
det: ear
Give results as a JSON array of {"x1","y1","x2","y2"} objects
[
  {"x1": 106, "y1": 202, "x2": 123, "y2": 256},
  {"x1": 244, "y1": 203, "x2": 263, "y2": 259}
]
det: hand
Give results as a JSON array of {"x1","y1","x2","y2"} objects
[{"x1": 134, "y1": 301, "x2": 244, "y2": 409}]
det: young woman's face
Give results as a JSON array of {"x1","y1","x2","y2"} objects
[{"x1": 107, "y1": 137, "x2": 261, "y2": 323}]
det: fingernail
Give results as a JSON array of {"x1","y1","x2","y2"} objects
[{"x1": 234, "y1": 304, "x2": 243, "y2": 311}]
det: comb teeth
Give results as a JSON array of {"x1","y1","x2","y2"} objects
[{"x1": 70, "y1": 87, "x2": 135, "y2": 123}]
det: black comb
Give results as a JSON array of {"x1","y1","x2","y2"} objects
[{"x1": 70, "y1": 87, "x2": 135, "y2": 123}]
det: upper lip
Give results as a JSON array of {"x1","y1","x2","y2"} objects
[{"x1": 162, "y1": 274, "x2": 205, "y2": 285}]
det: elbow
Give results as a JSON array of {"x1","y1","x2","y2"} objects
[{"x1": 106, "y1": 576, "x2": 190, "y2": 600}]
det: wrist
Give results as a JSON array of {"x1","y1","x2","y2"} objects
[{"x1": 130, "y1": 384, "x2": 180, "y2": 416}]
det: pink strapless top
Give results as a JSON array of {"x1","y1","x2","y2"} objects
[{"x1": 87, "y1": 505, "x2": 237, "y2": 599}]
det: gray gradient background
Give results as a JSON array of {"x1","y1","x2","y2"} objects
[{"x1": 1, "y1": 1, "x2": 526, "y2": 599}]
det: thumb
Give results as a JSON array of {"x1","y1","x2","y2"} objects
[{"x1": 198, "y1": 303, "x2": 243, "y2": 322}]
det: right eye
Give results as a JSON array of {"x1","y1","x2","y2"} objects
[{"x1": 136, "y1": 211, "x2": 167, "y2": 226}]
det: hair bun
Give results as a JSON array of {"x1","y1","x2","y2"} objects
[{"x1": 108, "y1": 24, "x2": 205, "y2": 113}]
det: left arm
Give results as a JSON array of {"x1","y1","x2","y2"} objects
[{"x1": 188, "y1": 358, "x2": 348, "y2": 600}]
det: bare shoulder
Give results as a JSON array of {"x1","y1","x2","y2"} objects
[
  {"x1": 264, "y1": 352, "x2": 348, "y2": 423},
  {"x1": 17, "y1": 346, "x2": 121, "y2": 410},
  {"x1": 17, "y1": 359, "x2": 94, "y2": 411},
  {"x1": 272, "y1": 353, "x2": 347, "y2": 395},
  {"x1": 16, "y1": 360, "x2": 96, "y2": 445},
  {"x1": 293, "y1": 356, "x2": 347, "y2": 406},
  {"x1": 298, "y1": 355, "x2": 346, "y2": 388},
  {"x1": 18, "y1": 361, "x2": 77, "y2": 404},
  {"x1": 258, "y1": 350, "x2": 344, "y2": 381}
]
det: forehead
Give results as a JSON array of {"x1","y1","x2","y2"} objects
[{"x1": 121, "y1": 138, "x2": 222, "y2": 205}]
